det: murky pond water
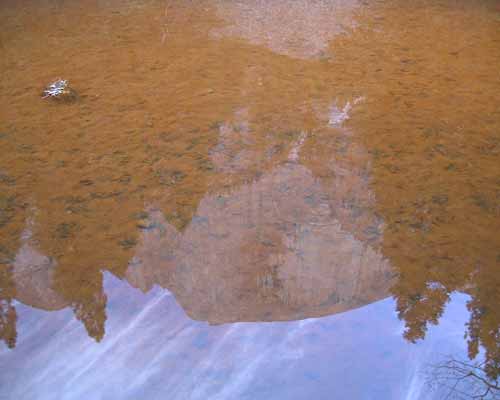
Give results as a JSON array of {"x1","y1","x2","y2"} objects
[{"x1": 1, "y1": 0, "x2": 499, "y2": 398}]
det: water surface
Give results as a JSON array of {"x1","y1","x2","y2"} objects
[{"x1": 0, "y1": 0, "x2": 499, "y2": 399}]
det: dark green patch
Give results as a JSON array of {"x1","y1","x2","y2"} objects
[
  {"x1": 57, "y1": 195, "x2": 89, "y2": 214},
  {"x1": 0, "y1": 245, "x2": 15, "y2": 264},
  {"x1": 137, "y1": 221, "x2": 156, "y2": 230},
  {"x1": 90, "y1": 191, "x2": 122, "y2": 200},
  {"x1": 132, "y1": 211, "x2": 149, "y2": 220},
  {"x1": 118, "y1": 238, "x2": 137, "y2": 250},
  {"x1": 118, "y1": 174, "x2": 131, "y2": 184},
  {"x1": 0, "y1": 195, "x2": 16, "y2": 228},
  {"x1": 197, "y1": 159, "x2": 214, "y2": 172},
  {"x1": 17, "y1": 144, "x2": 34, "y2": 153},
  {"x1": 0, "y1": 174, "x2": 15, "y2": 186},
  {"x1": 155, "y1": 169, "x2": 186, "y2": 186},
  {"x1": 432, "y1": 194, "x2": 448, "y2": 206},
  {"x1": 472, "y1": 193, "x2": 495, "y2": 214},
  {"x1": 55, "y1": 222, "x2": 80, "y2": 239},
  {"x1": 209, "y1": 121, "x2": 222, "y2": 130}
]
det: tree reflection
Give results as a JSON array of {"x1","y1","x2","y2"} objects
[
  {"x1": 55, "y1": 267, "x2": 107, "y2": 342},
  {"x1": 466, "y1": 264, "x2": 500, "y2": 381},
  {"x1": 391, "y1": 261, "x2": 500, "y2": 380},
  {"x1": 426, "y1": 356, "x2": 500, "y2": 400},
  {"x1": 0, "y1": 266, "x2": 17, "y2": 349},
  {"x1": 324, "y1": 0, "x2": 500, "y2": 384}
]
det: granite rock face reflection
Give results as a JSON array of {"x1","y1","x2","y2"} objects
[
  {"x1": 213, "y1": 0, "x2": 360, "y2": 58},
  {"x1": 126, "y1": 125, "x2": 394, "y2": 323},
  {"x1": 13, "y1": 223, "x2": 66, "y2": 311}
]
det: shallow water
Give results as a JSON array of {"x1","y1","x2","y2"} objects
[{"x1": 0, "y1": 0, "x2": 499, "y2": 399}]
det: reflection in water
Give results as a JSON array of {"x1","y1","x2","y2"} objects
[
  {"x1": 213, "y1": 0, "x2": 360, "y2": 58},
  {"x1": 0, "y1": 0, "x2": 500, "y2": 398},
  {"x1": 125, "y1": 99, "x2": 393, "y2": 323},
  {"x1": 0, "y1": 274, "x2": 475, "y2": 400},
  {"x1": 425, "y1": 355, "x2": 500, "y2": 399},
  {"x1": 0, "y1": 267, "x2": 16, "y2": 349},
  {"x1": 12, "y1": 217, "x2": 65, "y2": 310},
  {"x1": 127, "y1": 155, "x2": 392, "y2": 323}
]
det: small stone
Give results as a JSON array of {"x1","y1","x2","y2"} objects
[{"x1": 42, "y1": 79, "x2": 78, "y2": 102}]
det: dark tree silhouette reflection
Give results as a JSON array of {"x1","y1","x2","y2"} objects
[
  {"x1": 426, "y1": 356, "x2": 500, "y2": 400},
  {"x1": 65, "y1": 270, "x2": 107, "y2": 343},
  {"x1": 0, "y1": 266, "x2": 17, "y2": 349}
]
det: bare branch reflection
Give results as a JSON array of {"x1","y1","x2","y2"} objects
[{"x1": 426, "y1": 356, "x2": 500, "y2": 400}]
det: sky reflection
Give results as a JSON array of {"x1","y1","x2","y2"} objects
[{"x1": 1, "y1": 273, "x2": 471, "y2": 400}]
